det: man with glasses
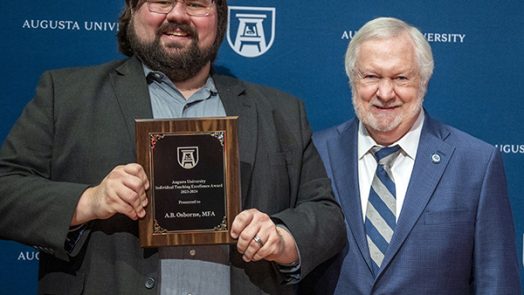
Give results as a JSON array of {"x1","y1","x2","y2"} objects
[
  {"x1": 301, "y1": 17, "x2": 520, "y2": 294},
  {"x1": 0, "y1": 0, "x2": 346, "y2": 294}
]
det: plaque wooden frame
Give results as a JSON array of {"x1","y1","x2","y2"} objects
[{"x1": 135, "y1": 117, "x2": 241, "y2": 247}]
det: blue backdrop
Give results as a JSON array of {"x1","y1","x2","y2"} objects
[{"x1": 1, "y1": 0, "x2": 523, "y2": 293}]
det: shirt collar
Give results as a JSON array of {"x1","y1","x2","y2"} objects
[
  {"x1": 142, "y1": 64, "x2": 218, "y2": 101},
  {"x1": 358, "y1": 110, "x2": 425, "y2": 160}
]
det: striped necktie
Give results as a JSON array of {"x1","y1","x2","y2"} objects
[{"x1": 365, "y1": 145, "x2": 402, "y2": 276}]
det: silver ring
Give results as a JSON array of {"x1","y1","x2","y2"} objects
[{"x1": 253, "y1": 235, "x2": 264, "y2": 247}]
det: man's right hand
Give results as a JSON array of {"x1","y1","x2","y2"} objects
[{"x1": 71, "y1": 163, "x2": 150, "y2": 225}]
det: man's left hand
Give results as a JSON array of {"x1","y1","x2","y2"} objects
[{"x1": 230, "y1": 208, "x2": 298, "y2": 265}]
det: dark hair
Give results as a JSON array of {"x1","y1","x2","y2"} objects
[{"x1": 117, "y1": 0, "x2": 228, "y2": 57}]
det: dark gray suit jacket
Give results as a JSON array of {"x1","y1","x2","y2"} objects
[{"x1": 0, "y1": 56, "x2": 346, "y2": 294}]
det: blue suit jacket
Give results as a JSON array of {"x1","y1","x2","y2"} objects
[{"x1": 303, "y1": 113, "x2": 521, "y2": 294}]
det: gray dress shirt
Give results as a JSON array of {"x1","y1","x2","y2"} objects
[{"x1": 146, "y1": 68, "x2": 230, "y2": 295}]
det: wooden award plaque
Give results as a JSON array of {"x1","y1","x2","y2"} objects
[{"x1": 135, "y1": 117, "x2": 241, "y2": 247}]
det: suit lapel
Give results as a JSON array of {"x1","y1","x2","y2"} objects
[
  {"x1": 378, "y1": 115, "x2": 455, "y2": 276},
  {"x1": 213, "y1": 74, "x2": 257, "y2": 205},
  {"x1": 327, "y1": 120, "x2": 375, "y2": 273},
  {"x1": 108, "y1": 65, "x2": 257, "y2": 205},
  {"x1": 109, "y1": 56, "x2": 153, "y2": 145}
]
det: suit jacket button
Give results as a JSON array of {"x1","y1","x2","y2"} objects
[
  {"x1": 431, "y1": 153, "x2": 441, "y2": 164},
  {"x1": 145, "y1": 277, "x2": 156, "y2": 289}
]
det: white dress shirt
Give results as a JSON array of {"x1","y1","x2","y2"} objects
[{"x1": 357, "y1": 111, "x2": 425, "y2": 221}]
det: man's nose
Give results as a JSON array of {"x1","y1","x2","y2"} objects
[
  {"x1": 166, "y1": 1, "x2": 191, "y2": 21},
  {"x1": 376, "y1": 78, "x2": 395, "y2": 101}
]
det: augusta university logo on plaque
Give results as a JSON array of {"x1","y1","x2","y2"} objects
[
  {"x1": 227, "y1": 6, "x2": 276, "y2": 57},
  {"x1": 177, "y1": 146, "x2": 199, "y2": 169}
]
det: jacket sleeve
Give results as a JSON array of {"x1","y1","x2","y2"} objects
[
  {"x1": 271, "y1": 99, "x2": 347, "y2": 278},
  {"x1": 0, "y1": 71, "x2": 89, "y2": 261},
  {"x1": 473, "y1": 149, "x2": 521, "y2": 294}
]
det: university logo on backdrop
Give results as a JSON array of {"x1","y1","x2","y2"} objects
[{"x1": 227, "y1": 6, "x2": 276, "y2": 58}]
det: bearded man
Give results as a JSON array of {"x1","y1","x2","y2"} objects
[{"x1": 0, "y1": 1, "x2": 346, "y2": 294}]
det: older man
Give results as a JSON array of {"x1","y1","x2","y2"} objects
[
  {"x1": 304, "y1": 17, "x2": 521, "y2": 294},
  {"x1": 0, "y1": 0, "x2": 346, "y2": 294}
]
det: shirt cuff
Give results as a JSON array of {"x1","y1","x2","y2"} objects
[
  {"x1": 64, "y1": 223, "x2": 88, "y2": 254},
  {"x1": 275, "y1": 224, "x2": 302, "y2": 284}
]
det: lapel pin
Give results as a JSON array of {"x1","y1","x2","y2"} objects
[{"x1": 431, "y1": 153, "x2": 441, "y2": 164}]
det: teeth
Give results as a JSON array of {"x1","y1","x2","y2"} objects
[{"x1": 166, "y1": 31, "x2": 187, "y2": 37}]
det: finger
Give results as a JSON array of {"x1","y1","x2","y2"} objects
[
  {"x1": 117, "y1": 181, "x2": 143, "y2": 209},
  {"x1": 234, "y1": 210, "x2": 262, "y2": 253},
  {"x1": 132, "y1": 184, "x2": 148, "y2": 209},
  {"x1": 236, "y1": 225, "x2": 260, "y2": 255},
  {"x1": 117, "y1": 171, "x2": 149, "y2": 211},
  {"x1": 93, "y1": 184, "x2": 138, "y2": 220},
  {"x1": 237, "y1": 224, "x2": 261, "y2": 255},
  {"x1": 242, "y1": 234, "x2": 266, "y2": 262},
  {"x1": 230, "y1": 210, "x2": 255, "y2": 239},
  {"x1": 90, "y1": 165, "x2": 145, "y2": 221},
  {"x1": 245, "y1": 217, "x2": 278, "y2": 262},
  {"x1": 102, "y1": 176, "x2": 143, "y2": 219},
  {"x1": 112, "y1": 198, "x2": 140, "y2": 220},
  {"x1": 120, "y1": 187, "x2": 147, "y2": 218},
  {"x1": 252, "y1": 231, "x2": 279, "y2": 261},
  {"x1": 129, "y1": 192, "x2": 147, "y2": 218},
  {"x1": 122, "y1": 163, "x2": 142, "y2": 176},
  {"x1": 140, "y1": 191, "x2": 149, "y2": 208},
  {"x1": 121, "y1": 170, "x2": 148, "y2": 194},
  {"x1": 124, "y1": 163, "x2": 150, "y2": 189}
]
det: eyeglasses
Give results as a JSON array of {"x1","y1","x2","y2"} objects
[{"x1": 146, "y1": 0, "x2": 215, "y2": 17}]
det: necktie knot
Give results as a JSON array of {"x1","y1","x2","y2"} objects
[{"x1": 372, "y1": 145, "x2": 401, "y2": 167}]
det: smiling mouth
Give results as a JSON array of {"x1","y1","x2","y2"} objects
[
  {"x1": 164, "y1": 30, "x2": 189, "y2": 37},
  {"x1": 374, "y1": 105, "x2": 399, "y2": 110},
  {"x1": 158, "y1": 22, "x2": 196, "y2": 40}
]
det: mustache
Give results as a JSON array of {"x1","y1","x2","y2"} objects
[
  {"x1": 370, "y1": 99, "x2": 401, "y2": 108},
  {"x1": 157, "y1": 23, "x2": 197, "y2": 39}
]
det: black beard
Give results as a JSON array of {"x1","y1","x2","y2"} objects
[{"x1": 127, "y1": 20, "x2": 216, "y2": 82}]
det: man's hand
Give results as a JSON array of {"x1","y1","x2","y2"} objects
[
  {"x1": 230, "y1": 209, "x2": 298, "y2": 265},
  {"x1": 71, "y1": 163, "x2": 149, "y2": 225}
]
